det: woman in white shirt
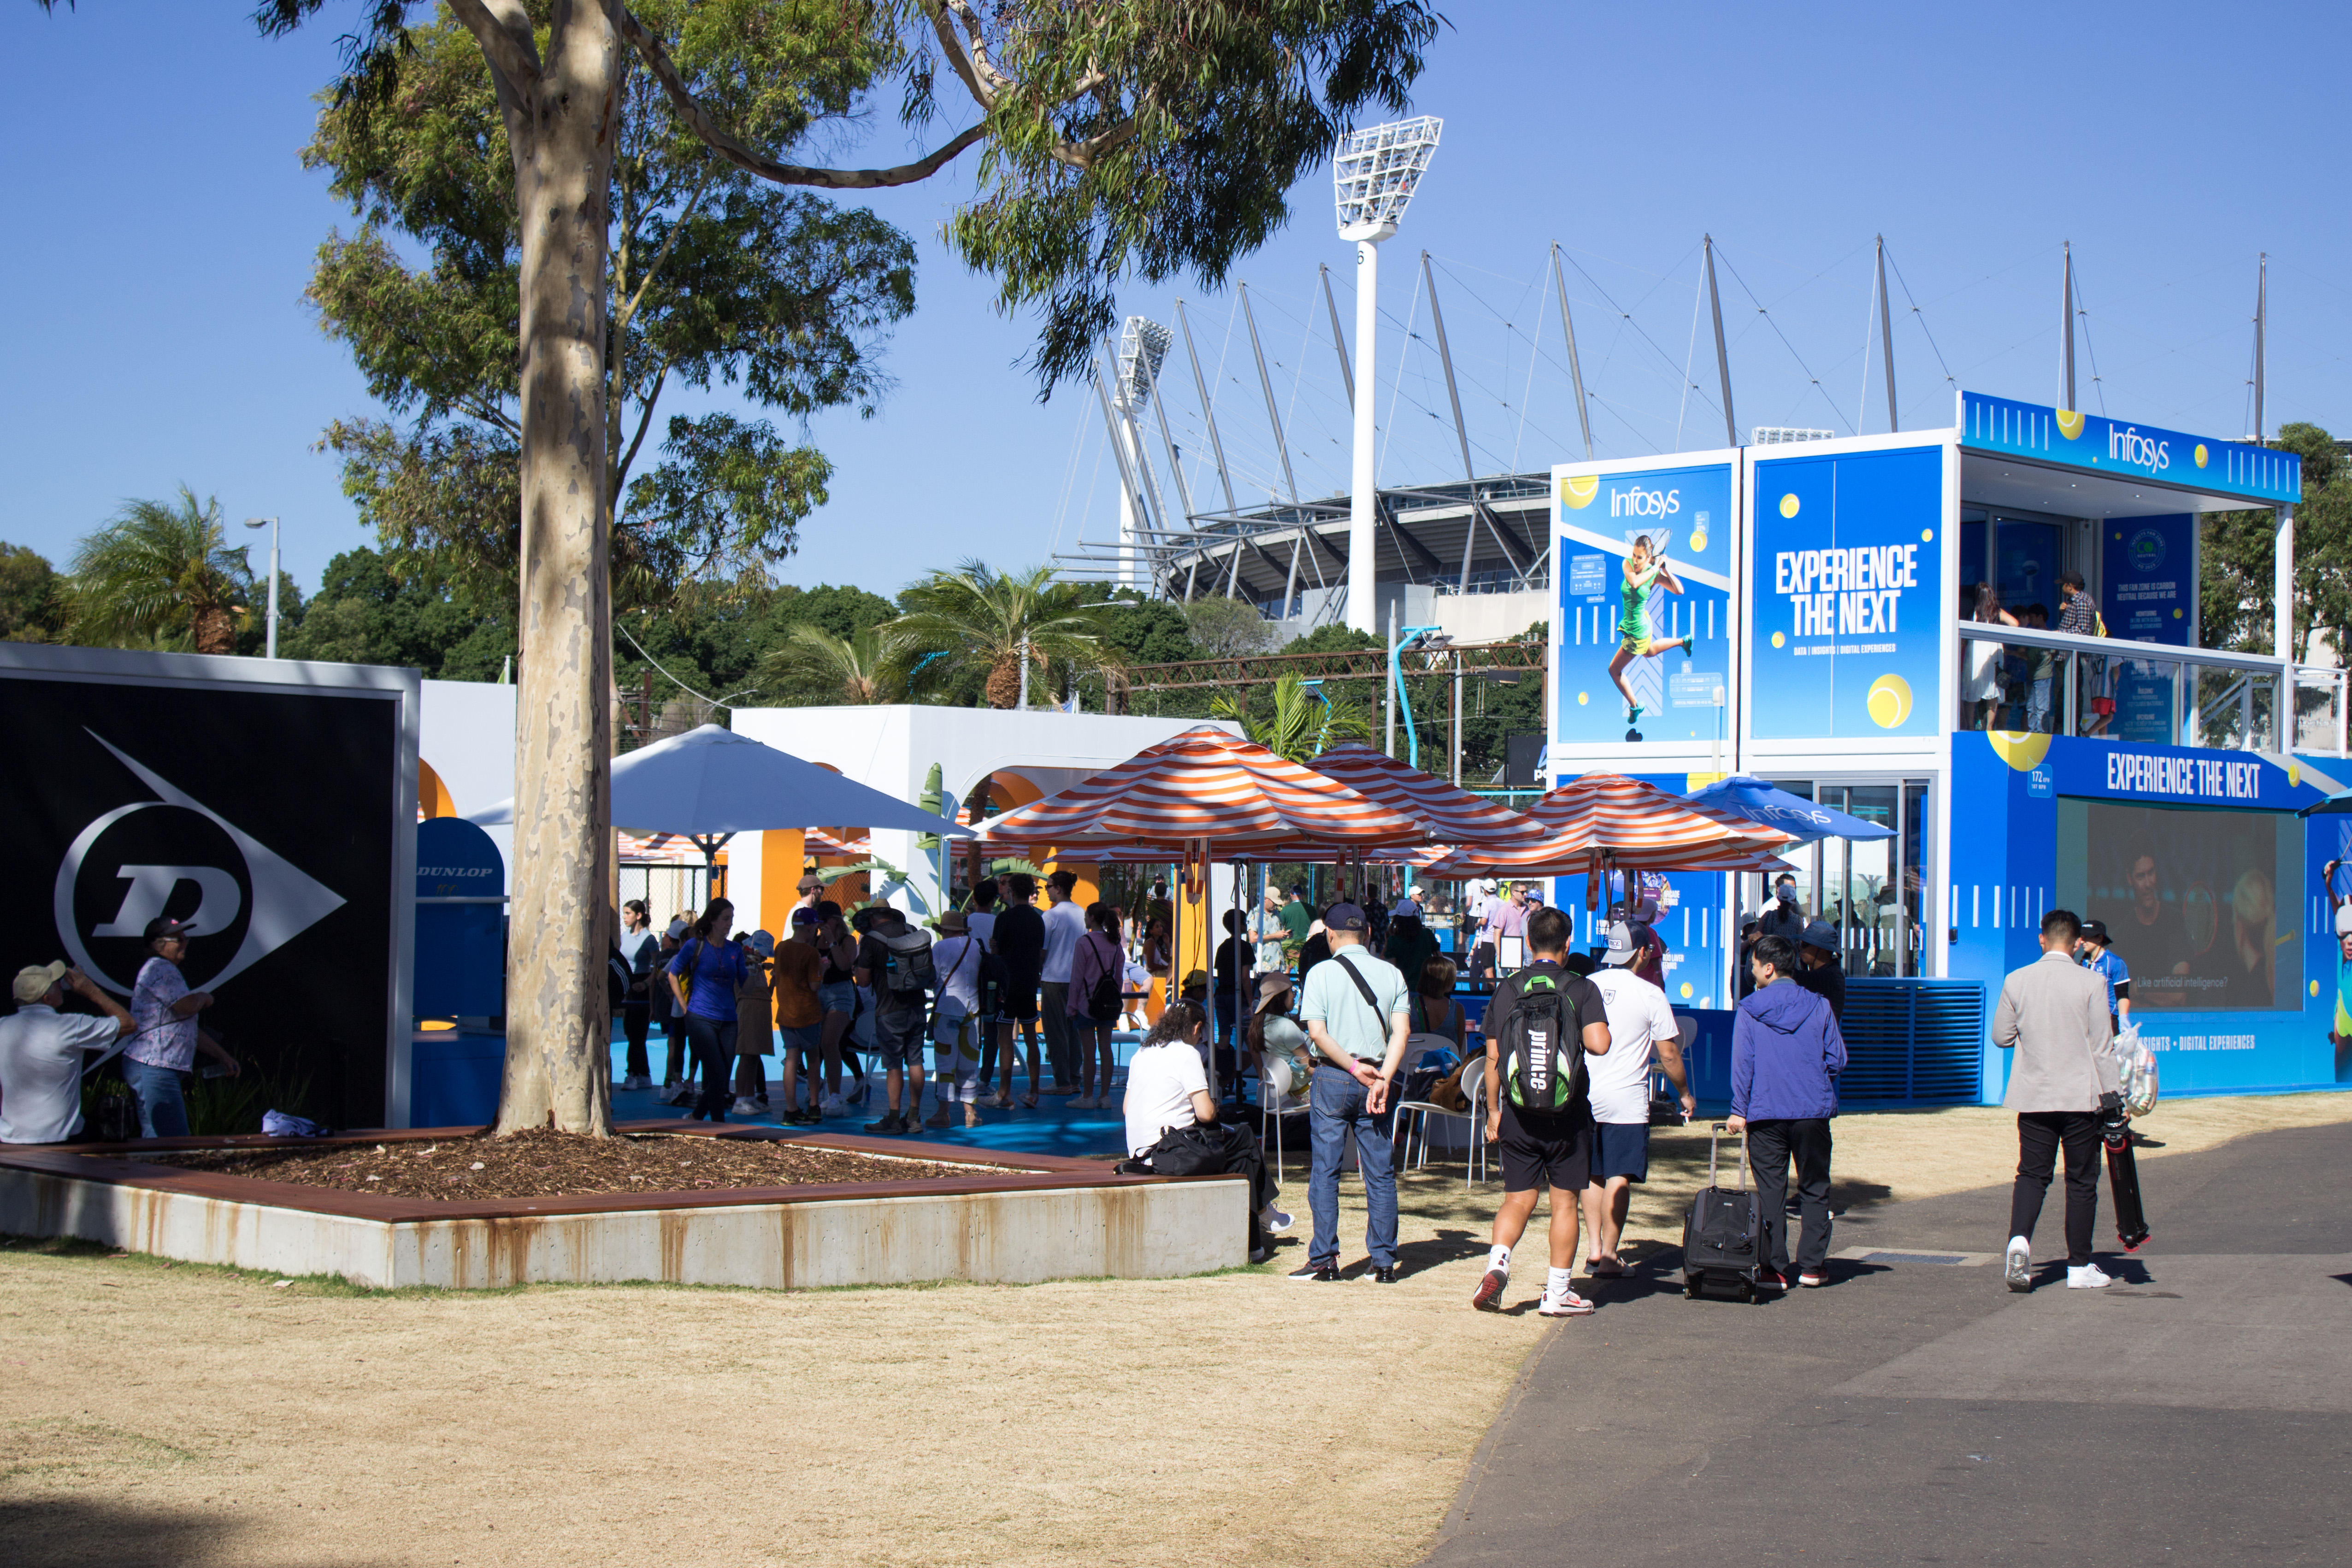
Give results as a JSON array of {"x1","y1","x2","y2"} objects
[{"x1": 1121, "y1": 1000, "x2": 1289, "y2": 1262}]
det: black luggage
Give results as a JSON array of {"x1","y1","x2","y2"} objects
[{"x1": 1682, "y1": 1122, "x2": 1763, "y2": 1302}]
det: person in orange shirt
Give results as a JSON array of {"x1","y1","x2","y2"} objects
[{"x1": 771, "y1": 908, "x2": 828, "y2": 1125}]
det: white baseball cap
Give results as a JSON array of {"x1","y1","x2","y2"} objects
[{"x1": 1602, "y1": 921, "x2": 1640, "y2": 966}]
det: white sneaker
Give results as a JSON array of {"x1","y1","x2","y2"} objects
[
  {"x1": 622, "y1": 1074, "x2": 651, "y2": 1091},
  {"x1": 987, "y1": 1091, "x2": 1012, "y2": 1110},
  {"x1": 1537, "y1": 1288, "x2": 1596, "y2": 1318},
  {"x1": 2066, "y1": 1262, "x2": 2113, "y2": 1290},
  {"x1": 731, "y1": 1097, "x2": 760, "y2": 1116},
  {"x1": 2004, "y1": 1235, "x2": 2034, "y2": 1292},
  {"x1": 820, "y1": 1094, "x2": 845, "y2": 1116},
  {"x1": 1259, "y1": 1205, "x2": 1294, "y2": 1235}
]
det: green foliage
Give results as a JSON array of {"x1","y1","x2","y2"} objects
[
  {"x1": 1281, "y1": 622, "x2": 1383, "y2": 656},
  {"x1": 1212, "y1": 671, "x2": 1372, "y2": 762},
  {"x1": 301, "y1": 2, "x2": 918, "y2": 607},
  {"x1": 67, "y1": 488, "x2": 255, "y2": 655},
  {"x1": 760, "y1": 622, "x2": 904, "y2": 705},
  {"x1": 1183, "y1": 595, "x2": 1278, "y2": 656},
  {"x1": 886, "y1": 560, "x2": 1122, "y2": 709},
  {"x1": 0, "y1": 542, "x2": 66, "y2": 643},
  {"x1": 283, "y1": 546, "x2": 514, "y2": 679},
  {"x1": 2200, "y1": 423, "x2": 2352, "y2": 659}
]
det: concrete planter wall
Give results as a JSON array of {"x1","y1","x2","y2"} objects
[{"x1": 0, "y1": 1126, "x2": 1244, "y2": 1290}]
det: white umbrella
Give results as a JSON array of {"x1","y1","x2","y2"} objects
[{"x1": 468, "y1": 724, "x2": 972, "y2": 872}]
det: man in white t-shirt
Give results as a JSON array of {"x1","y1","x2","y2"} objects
[
  {"x1": 1037, "y1": 870, "x2": 1088, "y2": 1093},
  {"x1": 924, "y1": 912, "x2": 987, "y2": 1128},
  {"x1": 1123, "y1": 1003, "x2": 1289, "y2": 1262},
  {"x1": 1, "y1": 963, "x2": 136, "y2": 1144},
  {"x1": 1580, "y1": 920, "x2": 1697, "y2": 1275}
]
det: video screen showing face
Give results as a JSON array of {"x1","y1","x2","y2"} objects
[{"x1": 2057, "y1": 800, "x2": 2302, "y2": 1012}]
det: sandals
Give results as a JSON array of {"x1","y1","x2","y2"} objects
[
  {"x1": 1589, "y1": 1256, "x2": 1625, "y2": 1277},
  {"x1": 1020, "y1": 1093, "x2": 1040, "y2": 1110}
]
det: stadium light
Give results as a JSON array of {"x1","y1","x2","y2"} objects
[{"x1": 1334, "y1": 116, "x2": 1441, "y2": 633}]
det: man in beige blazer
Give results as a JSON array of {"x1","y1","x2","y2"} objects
[{"x1": 1991, "y1": 907, "x2": 2124, "y2": 1292}]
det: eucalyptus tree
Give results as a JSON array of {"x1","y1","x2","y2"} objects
[{"x1": 103, "y1": 0, "x2": 1445, "y2": 1136}]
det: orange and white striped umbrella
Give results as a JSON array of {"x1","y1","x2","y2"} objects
[
  {"x1": 1308, "y1": 743, "x2": 1550, "y2": 849},
  {"x1": 977, "y1": 724, "x2": 1424, "y2": 858},
  {"x1": 619, "y1": 830, "x2": 730, "y2": 866},
  {"x1": 803, "y1": 828, "x2": 870, "y2": 859},
  {"x1": 1419, "y1": 773, "x2": 1794, "y2": 878}
]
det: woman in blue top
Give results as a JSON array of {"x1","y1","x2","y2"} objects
[{"x1": 667, "y1": 897, "x2": 748, "y2": 1122}]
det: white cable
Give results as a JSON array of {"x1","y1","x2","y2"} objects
[{"x1": 1675, "y1": 249, "x2": 1704, "y2": 450}]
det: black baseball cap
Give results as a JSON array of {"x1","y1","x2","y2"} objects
[
  {"x1": 143, "y1": 917, "x2": 198, "y2": 941},
  {"x1": 2080, "y1": 919, "x2": 2110, "y2": 945},
  {"x1": 1324, "y1": 902, "x2": 1368, "y2": 932}
]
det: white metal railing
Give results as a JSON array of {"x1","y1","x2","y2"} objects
[{"x1": 1956, "y1": 623, "x2": 2346, "y2": 756}]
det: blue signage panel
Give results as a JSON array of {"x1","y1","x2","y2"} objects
[
  {"x1": 1949, "y1": 732, "x2": 2338, "y2": 1100},
  {"x1": 1748, "y1": 444, "x2": 1945, "y2": 740},
  {"x1": 414, "y1": 816, "x2": 504, "y2": 1019},
  {"x1": 2100, "y1": 513, "x2": 2194, "y2": 647},
  {"x1": 1553, "y1": 460, "x2": 1733, "y2": 746},
  {"x1": 1961, "y1": 391, "x2": 2299, "y2": 506}
]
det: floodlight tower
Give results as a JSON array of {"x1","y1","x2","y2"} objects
[
  {"x1": 1333, "y1": 116, "x2": 1441, "y2": 633},
  {"x1": 1100, "y1": 315, "x2": 1173, "y2": 595}
]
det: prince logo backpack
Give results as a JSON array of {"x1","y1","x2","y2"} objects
[{"x1": 1499, "y1": 972, "x2": 1586, "y2": 1113}]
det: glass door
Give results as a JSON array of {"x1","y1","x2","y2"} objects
[{"x1": 1753, "y1": 778, "x2": 1931, "y2": 978}]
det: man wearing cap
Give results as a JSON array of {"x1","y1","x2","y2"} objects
[
  {"x1": 1382, "y1": 894, "x2": 1440, "y2": 994},
  {"x1": 1580, "y1": 920, "x2": 1695, "y2": 1276},
  {"x1": 1, "y1": 964, "x2": 137, "y2": 1144},
  {"x1": 2075, "y1": 919, "x2": 2130, "y2": 1036},
  {"x1": 124, "y1": 917, "x2": 239, "y2": 1138},
  {"x1": 1790, "y1": 918, "x2": 1847, "y2": 1024},
  {"x1": 772, "y1": 908, "x2": 826, "y2": 1124},
  {"x1": 1291, "y1": 902, "x2": 1413, "y2": 1283}
]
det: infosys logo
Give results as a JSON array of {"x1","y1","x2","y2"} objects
[
  {"x1": 1610, "y1": 484, "x2": 1680, "y2": 519},
  {"x1": 2107, "y1": 425, "x2": 2171, "y2": 474}
]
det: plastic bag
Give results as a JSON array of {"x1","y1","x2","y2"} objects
[{"x1": 2107, "y1": 1024, "x2": 2158, "y2": 1117}]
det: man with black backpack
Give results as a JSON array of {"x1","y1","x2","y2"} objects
[
  {"x1": 853, "y1": 903, "x2": 935, "y2": 1135},
  {"x1": 1473, "y1": 904, "x2": 1613, "y2": 1317}
]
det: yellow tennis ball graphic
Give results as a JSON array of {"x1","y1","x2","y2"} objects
[
  {"x1": 2056, "y1": 409, "x2": 2085, "y2": 440},
  {"x1": 2313, "y1": 980, "x2": 2323, "y2": 997},
  {"x1": 1689, "y1": 529, "x2": 1708, "y2": 553},
  {"x1": 1988, "y1": 729, "x2": 2053, "y2": 771},
  {"x1": 1865, "y1": 673, "x2": 1913, "y2": 729},
  {"x1": 1921, "y1": 528, "x2": 1933, "y2": 542},
  {"x1": 1561, "y1": 474, "x2": 1600, "y2": 509},
  {"x1": 1680, "y1": 982, "x2": 1694, "y2": 1000},
  {"x1": 1577, "y1": 691, "x2": 1589, "y2": 705},
  {"x1": 1771, "y1": 631, "x2": 1786, "y2": 648},
  {"x1": 1779, "y1": 494, "x2": 1799, "y2": 518},
  {"x1": 2194, "y1": 443, "x2": 2209, "y2": 468}
]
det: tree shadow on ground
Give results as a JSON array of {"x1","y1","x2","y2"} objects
[{"x1": 0, "y1": 1495, "x2": 385, "y2": 1568}]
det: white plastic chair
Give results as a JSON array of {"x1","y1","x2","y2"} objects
[
  {"x1": 1395, "y1": 1055, "x2": 1486, "y2": 1185},
  {"x1": 1258, "y1": 1055, "x2": 1296, "y2": 1173}
]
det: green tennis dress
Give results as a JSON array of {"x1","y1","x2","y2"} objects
[{"x1": 1619, "y1": 562, "x2": 1659, "y2": 654}]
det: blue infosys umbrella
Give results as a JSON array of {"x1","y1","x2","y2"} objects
[{"x1": 1680, "y1": 774, "x2": 1895, "y2": 845}]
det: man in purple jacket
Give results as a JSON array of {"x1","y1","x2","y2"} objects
[{"x1": 1727, "y1": 934, "x2": 1848, "y2": 1291}]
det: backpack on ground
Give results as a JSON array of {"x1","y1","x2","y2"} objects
[
  {"x1": 1497, "y1": 971, "x2": 1586, "y2": 1114},
  {"x1": 879, "y1": 925, "x2": 935, "y2": 999},
  {"x1": 1682, "y1": 1122, "x2": 1763, "y2": 1303}
]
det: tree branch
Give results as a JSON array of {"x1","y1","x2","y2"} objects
[
  {"x1": 614, "y1": 361, "x2": 672, "y2": 493},
  {"x1": 616, "y1": 5, "x2": 984, "y2": 189},
  {"x1": 933, "y1": 0, "x2": 1019, "y2": 106},
  {"x1": 446, "y1": 0, "x2": 542, "y2": 94},
  {"x1": 916, "y1": 0, "x2": 994, "y2": 110},
  {"x1": 614, "y1": 172, "x2": 711, "y2": 341}
]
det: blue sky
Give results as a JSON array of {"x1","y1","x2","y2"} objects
[{"x1": 5, "y1": 2, "x2": 2346, "y2": 601}]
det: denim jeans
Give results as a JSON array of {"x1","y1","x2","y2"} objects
[
  {"x1": 2028, "y1": 677, "x2": 2052, "y2": 731},
  {"x1": 123, "y1": 1058, "x2": 190, "y2": 1139},
  {"x1": 1308, "y1": 1063, "x2": 1397, "y2": 1268}
]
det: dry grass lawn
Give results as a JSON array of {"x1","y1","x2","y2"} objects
[{"x1": 3, "y1": 1091, "x2": 2345, "y2": 1568}]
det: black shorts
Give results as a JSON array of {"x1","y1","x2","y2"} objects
[
  {"x1": 1498, "y1": 1103, "x2": 1591, "y2": 1194},
  {"x1": 999, "y1": 985, "x2": 1040, "y2": 1024}
]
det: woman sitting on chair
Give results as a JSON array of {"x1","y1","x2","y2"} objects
[{"x1": 1244, "y1": 973, "x2": 1310, "y2": 1109}]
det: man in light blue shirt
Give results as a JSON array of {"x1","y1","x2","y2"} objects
[{"x1": 1291, "y1": 902, "x2": 1412, "y2": 1284}]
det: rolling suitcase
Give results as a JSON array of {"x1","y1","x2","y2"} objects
[{"x1": 1682, "y1": 1122, "x2": 1763, "y2": 1302}]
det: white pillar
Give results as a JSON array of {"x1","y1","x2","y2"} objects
[
  {"x1": 1116, "y1": 424, "x2": 1144, "y2": 595},
  {"x1": 1346, "y1": 237, "x2": 1384, "y2": 632},
  {"x1": 2276, "y1": 502, "x2": 2296, "y2": 663}
]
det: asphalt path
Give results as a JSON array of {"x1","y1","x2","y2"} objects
[{"x1": 1423, "y1": 1119, "x2": 2352, "y2": 1566}]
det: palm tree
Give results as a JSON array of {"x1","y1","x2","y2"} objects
[
  {"x1": 69, "y1": 487, "x2": 253, "y2": 654},
  {"x1": 760, "y1": 623, "x2": 902, "y2": 705},
  {"x1": 1213, "y1": 672, "x2": 1374, "y2": 763},
  {"x1": 884, "y1": 561, "x2": 1120, "y2": 710}
]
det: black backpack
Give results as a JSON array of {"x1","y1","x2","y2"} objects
[
  {"x1": 1083, "y1": 935, "x2": 1122, "y2": 1023},
  {"x1": 1498, "y1": 970, "x2": 1587, "y2": 1114}
]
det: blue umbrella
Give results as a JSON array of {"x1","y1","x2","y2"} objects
[{"x1": 1680, "y1": 774, "x2": 1895, "y2": 845}]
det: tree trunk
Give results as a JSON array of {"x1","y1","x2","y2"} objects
[
  {"x1": 492, "y1": 6, "x2": 621, "y2": 1137},
  {"x1": 193, "y1": 607, "x2": 235, "y2": 656},
  {"x1": 984, "y1": 655, "x2": 1022, "y2": 710}
]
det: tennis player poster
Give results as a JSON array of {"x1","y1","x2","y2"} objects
[
  {"x1": 1552, "y1": 454, "x2": 1736, "y2": 749},
  {"x1": 1747, "y1": 442, "x2": 1946, "y2": 741}
]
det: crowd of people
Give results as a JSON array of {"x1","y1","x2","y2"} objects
[{"x1": 0, "y1": 868, "x2": 2145, "y2": 1300}]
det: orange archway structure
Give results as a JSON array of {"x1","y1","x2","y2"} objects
[{"x1": 417, "y1": 757, "x2": 457, "y2": 820}]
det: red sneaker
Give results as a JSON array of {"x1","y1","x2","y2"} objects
[
  {"x1": 1471, "y1": 1267, "x2": 1508, "y2": 1312},
  {"x1": 1753, "y1": 1266, "x2": 1788, "y2": 1292}
]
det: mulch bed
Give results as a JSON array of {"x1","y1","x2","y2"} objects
[{"x1": 144, "y1": 1127, "x2": 1008, "y2": 1201}]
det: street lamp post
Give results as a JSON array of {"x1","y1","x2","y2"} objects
[
  {"x1": 243, "y1": 516, "x2": 281, "y2": 658},
  {"x1": 1332, "y1": 116, "x2": 1441, "y2": 635}
]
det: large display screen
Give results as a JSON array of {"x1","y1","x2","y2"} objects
[{"x1": 2056, "y1": 798, "x2": 2303, "y2": 1012}]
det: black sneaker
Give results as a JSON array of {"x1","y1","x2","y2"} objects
[
  {"x1": 865, "y1": 1113, "x2": 904, "y2": 1135},
  {"x1": 1287, "y1": 1260, "x2": 1342, "y2": 1283},
  {"x1": 1366, "y1": 1265, "x2": 1400, "y2": 1285}
]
